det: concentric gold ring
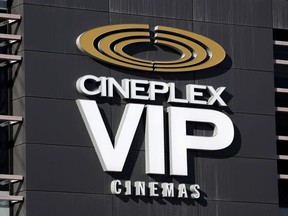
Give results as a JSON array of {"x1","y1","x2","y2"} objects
[{"x1": 76, "y1": 24, "x2": 226, "y2": 72}]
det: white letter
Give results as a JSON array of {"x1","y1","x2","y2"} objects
[
  {"x1": 148, "y1": 182, "x2": 159, "y2": 197},
  {"x1": 76, "y1": 75, "x2": 101, "y2": 96},
  {"x1": 190, "y1": 184, "x2": 200, "y2": 199},
  {"x1": 76, "y1": 99, "x2": 144, "y2": 172},
  {"x1": 100, "y1": 77, "x2": 107, "y2": 97},
  {"x1": 161, "y1": 183, "x2": 174, "y2": 197},
  {"x1": 168, "y1": 106, "x2": 234, "y2": 176},
  {"x1": 145, "y1": 105, "x2": 165, "y2": 174},
  {"x1": 135, "y1": 181, "x2": 146, "y2": 196},
  {"x1": 111, "y1": 180, "x2": 122, "y2": 194},
  {"x1": 148, "y1": 81, "x2": 169, "y2": 100},
  {"x1": 125, "y1": 181, "x2": 132, "y2": 195},
  {"x1": 130, "y1": 79, "x2": 149, "y2": 100},
  {"x1": 177, "y1": 184, "x2": 188, "y2": 198},
  {"x1": 107, "y1": 77, "x2": 129, "y2": 99},
  {"x1": 168, "y1": 83, "x2": 188, "y2": 103},
  {"x1": 207, "y1": 86, "x2": 226, "y2": 106},
  {"x1": 186, "y1": 84, "x2": 207, "y2": 105}
]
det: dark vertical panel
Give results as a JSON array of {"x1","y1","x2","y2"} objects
[
  {"x1": 25, "y1": 144, "x2": 112, "y2": 193},
  {"x1": 110, "y1": 0, "x2": 193, "y2": 20},
  {"x1": 24, "y1": 191, "x2": 112, "y2": 216},
  {"x1": 193, "y1": 0, "x2": 272, "y2": 27},
  {"x1": 11, "y1": 0, "x2": 108, "y2": 11},
  {"x1": 113, "y1": 195, "x2": 198, "y2": 216},
  {"x1": 22, "y1": 5, "x2": 109, "y2": 54},
  {"x1": 273, "y1": 0, "x2": 288, "y2": 29},
  {"x1": 196, "y1": 156, "x2": 278, "y2": 203},
  {"x1": 193, "y1": 22, "x2": 274, "y2": 72},
  {"x1": 199, "y1": 201, "x2": 279, "y2": 216},
  {"x1": 20, "y1": 51, "x2": 110, "y2": 100}
]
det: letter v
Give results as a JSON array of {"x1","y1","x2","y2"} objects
[{"x1": 76, "y1": 99, "x2": 145, "y2": 172}]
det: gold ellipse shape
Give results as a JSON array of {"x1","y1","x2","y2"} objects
[
  {"x1": 153, "y1": 39, "x2": 193, "y2": 64},
  {"x1": 115, "y1": 38, "x2": 191, "y2": 65},
  {"x1": 98, "y1": 32, "x2": 153, "y2": 68},
  {"x1": 154, "y1": 33, "x2": 207, "y2": 66},
  {"x1": 154, "y1": 26, "x2": 225, "y2": 72},
  {"x1": 76, "y1": 24, "x2": 226, "y2": 72},
  {"x1": 76, "y1": 24, "x2": 153, "y2": 71},
  {"x1": 115, "y1": 39, "x2": 157, "y2": 64}
]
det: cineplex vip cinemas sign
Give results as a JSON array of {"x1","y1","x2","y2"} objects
[{"x1": 75, "y1": 24, "x2": 234, "y2": 199}]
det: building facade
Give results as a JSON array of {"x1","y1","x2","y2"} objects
[{"x1": 0, "y1": 0, "x2": 287, "y2": 215}]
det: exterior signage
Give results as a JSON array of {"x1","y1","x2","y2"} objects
[
  {"x1": 76, "y1": 76, "x2": 234, "y2": 176},
  {"x1": 77, "y1": 24, "x2": 226, "y2": 72},
  {"x1": 110, "y1": 180, "x2": 201, "y2": 198},
  {"x1": 75, "y1": 24, "x2": 234, "y2": 199}
]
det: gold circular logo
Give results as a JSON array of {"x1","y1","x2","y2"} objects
[{"x1": 76, "y1": 24, "x2": 225, "y2": 72}]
